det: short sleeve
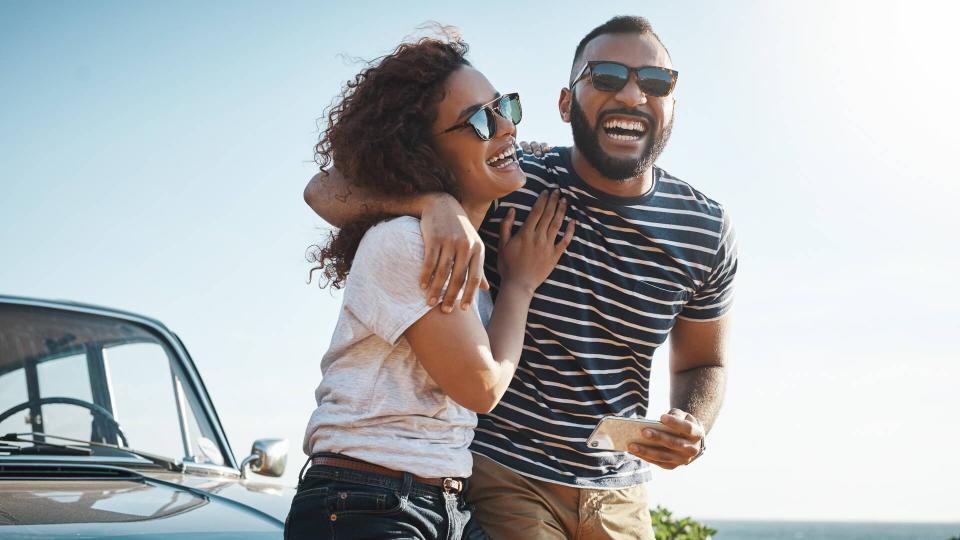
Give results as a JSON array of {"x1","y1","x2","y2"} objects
[
  {"x1": 343, "y1": 217, "x2": 434, "y2": 344},
  {"x1": 679, "y1": 209, "x2": 738, "y2": 321}
]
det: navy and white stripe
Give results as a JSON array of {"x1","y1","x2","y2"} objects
[{"x1": 472, "y1": 147, "x2": 737, "y2": 488}]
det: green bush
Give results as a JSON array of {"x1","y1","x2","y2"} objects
[{"x1": 651, "y1": 506, "x2": 717, "y2": 540}]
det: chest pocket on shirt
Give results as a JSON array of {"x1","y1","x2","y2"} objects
[{"x1": 633, "y1": 279, "x2": 689, "y2": 317}]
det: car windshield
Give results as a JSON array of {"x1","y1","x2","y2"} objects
[{"x1": 0, "y1": 302, "x2": 227, "y2": 468}]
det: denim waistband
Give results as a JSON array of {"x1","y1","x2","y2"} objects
[{"x1": 299, "y1": 452, "x2": 467, "y2": 499}]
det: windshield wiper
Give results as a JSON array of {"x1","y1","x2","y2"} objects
[
  {"x1": 0, "y1": 434, "x2": 93, "y2": 456},
  {"x1": 2, "y1": 433, "x2": 183, "y2": 472}
]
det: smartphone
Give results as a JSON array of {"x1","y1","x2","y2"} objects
[{"x1": 585, "y1": 415, "x2": 671, "y2": 452}]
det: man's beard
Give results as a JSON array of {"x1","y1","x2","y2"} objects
[{"x1": 569, "y1": 95, "x2": 673, "y2": 181}]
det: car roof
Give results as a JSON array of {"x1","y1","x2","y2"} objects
[{"x1": 0, "y1": 294, "x2": 172, "y2": 331}]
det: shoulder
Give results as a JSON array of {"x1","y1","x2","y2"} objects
[
  {"x1": 355, "y1": 216, "x2": 424, "y2": 264},
  {"x1": 361, "y1": 215, "x2": 422, "y2": 243},
  {"x1": 655, "y1": 167, "x2": 729, "y2": 224},
  {"x1": 514, "y1": 146, "x2": 571, "y2": 196}
]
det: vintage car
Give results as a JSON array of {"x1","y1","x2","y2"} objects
[{"x1": 0, "y1": 295, "x2": 294, "y2": 538}]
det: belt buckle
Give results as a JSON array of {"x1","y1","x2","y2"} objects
[{"x1": 442, "y1": 478, "x2": 462, "y2": 494}]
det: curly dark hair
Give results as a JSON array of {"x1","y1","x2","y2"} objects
[{"x1": 309, "y1": 30, "x2": 471, "y2": 289}]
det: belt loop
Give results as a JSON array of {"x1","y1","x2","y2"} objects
[
  {"x1": 299, "y1": 451, "x2": 326, "y2": 487},
  {"x1": 297, "y1": 456, "x2": 311, "y2": 489},
  {"x1": 399, "y1": 471, "x2": 414, "y2": 500}
]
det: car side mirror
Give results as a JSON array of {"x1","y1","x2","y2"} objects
[{"x1": 240, "y1": 438, "x2": 288, "y2": 479}]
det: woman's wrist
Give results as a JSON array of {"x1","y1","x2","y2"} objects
[{"x1": 497, "y1": 280, "x2": 537, "y2": 300}]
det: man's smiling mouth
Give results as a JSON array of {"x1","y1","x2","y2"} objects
[{"x1": 602, "y1": 118, "x2": 649, "y2": 141}]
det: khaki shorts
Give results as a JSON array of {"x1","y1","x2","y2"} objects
[{"x1": 465, "y1": 454, "x2": 655, "y2": 540}]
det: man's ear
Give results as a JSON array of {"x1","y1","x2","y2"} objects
[{"x1": 559, "y1": 88, "x2": 572, "y2": 123}]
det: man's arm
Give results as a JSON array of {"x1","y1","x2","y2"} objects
[
  {"x1": 303, "y1": 167, "x2": 425, "y2": 228},
  {"x1": 303, "y1": 168, "x2": 488, "y2": 311},
  {"x1": 628, "y1": 315, "x2": 730, "y2": 469}
]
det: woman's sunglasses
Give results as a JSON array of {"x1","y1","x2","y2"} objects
[
  {"x1": 439, "y1": 93, "x2": 522, "y2": 141},
  {"x1": 572, "y1": 62, "x2": 678, "y2": 97}
]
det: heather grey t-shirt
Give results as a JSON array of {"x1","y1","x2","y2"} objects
[{"x1": 303, "y1": 216, "x2": 490, "y2": 479}]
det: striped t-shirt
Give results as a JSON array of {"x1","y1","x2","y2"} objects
[{"x1": 472, "y1": 147, "x2": 737, "y2": 488}]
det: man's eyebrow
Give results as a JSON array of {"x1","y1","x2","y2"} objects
[{"x1": 455, "y1": 92, "x2": 501, "y2": 121}]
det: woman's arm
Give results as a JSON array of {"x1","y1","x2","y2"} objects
[{"x1": 405, "y1": 191, "x2": 575, "y2": 413}]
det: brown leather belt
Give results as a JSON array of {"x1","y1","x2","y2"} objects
[{"x1": 311, "y1": 455, "x2": 464, "y2": 494}]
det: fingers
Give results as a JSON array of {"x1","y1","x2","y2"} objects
[
  {"x1": 459, "y1": 242, "x2": 486, "y2": 310},
  {"x1": 524, "y1": 191, "x2": 548, "y2": 234},
  {"x1": 556, "y1": 218, "x2": 576, "y2": 255},
  {"x1": 518, "y1": 141, "x2": 549, "y2": 157},
  {"x1": 660, "y1": 410, "x2": 704, "y2": 440},
  {"x1": 499, "y1": 207, "x2": 516, "y2": 250},
  {"x1": 420, "y1": 244, "x2": 443, "y2": 295},
  {"x1": 627, "y1": 443, "x2": 683, "y2": 470},
  {"x1": 535, "y1": 190, "x2": 561, "y2": 233},
  {"x1": 424, "y1": 245, "x2": 455, "y2": 307},
  {"x1": 546, "y1": 195, "x2": 567, "y2": 238},
  {"x1": 441, "y1": 244, "x2": 472, "y2": 313}
]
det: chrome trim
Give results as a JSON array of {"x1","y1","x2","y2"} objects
[
  {"x1": 240, "y1": 438, "x2": 288, "y2": 479},
  {"x1": 182, "y1": 461, "x2": 241, "y2": 478},
  {"x1": 0, "y1": 295, "x2": 240, "y2": 471}
]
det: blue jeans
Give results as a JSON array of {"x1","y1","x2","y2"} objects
[{"x1": 285, "y1": 456, "x2": 488, "y2": 540}]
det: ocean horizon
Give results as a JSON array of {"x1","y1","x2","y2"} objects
[{"x1": 702, "y1": 519, "x2": 960, "y2": 540}]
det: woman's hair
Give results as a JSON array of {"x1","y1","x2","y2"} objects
[{"x1": 309, "y1": 29, "x2": 471, "y2": 289}]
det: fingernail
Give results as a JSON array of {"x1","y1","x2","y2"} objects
[
  {"x1": 428, "y1": 297, "x2": 437, "y2": 305},
  {"x1": 643, "y1": 429, "x2": 654, "y2": 438},
  {"x1": 442, "y1": 305, "x2": 452, "y2": 313},
  {"x1": 420, "y1": 283, "x2": 427, "y2": 289},
  {"x1": 628, "y1": 444, "x2": 639, "y2": 453}
]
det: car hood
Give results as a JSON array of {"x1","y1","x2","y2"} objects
[{"x1": 0, "y1": 463, "x2": 294, "y2": 539}]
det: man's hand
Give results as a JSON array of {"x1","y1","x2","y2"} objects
[
  {"x1": 519, "y1": 140, "x2": 552, "y2": 158},
  {"x1": 627, "y1": 408, "x2": 705, "y2": 470},
  {"x1": 418, "y1": 193, "x2": 489, "y2": 313}
]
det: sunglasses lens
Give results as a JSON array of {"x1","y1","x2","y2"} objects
[
  {"x1": 467, "y1": 108, "x2": 494, "y2": 140},
  {"x1": 637, "y1": 67, "x2": 675, "y2": 97},
  {"x1": 590, "y1": 63, "x2": 629, "y2": 92},
  {"x1": 499, "y1": 94, "x2": 522, "y2": 125}
]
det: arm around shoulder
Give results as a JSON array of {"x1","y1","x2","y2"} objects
[{"x1": 303, "y1": 167, "x2": 441, "y2": 228}]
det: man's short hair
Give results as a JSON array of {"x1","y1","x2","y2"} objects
[{"x1": 569, "y1": 16, "x2": 670, "y2": 85}]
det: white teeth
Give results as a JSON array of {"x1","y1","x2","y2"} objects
[
  {"x1": 602, "y1": 119, "x2": 647, "y2": 132},
  {"x1": 486, "y1": 146, "x2": 517, "y2": 166}
]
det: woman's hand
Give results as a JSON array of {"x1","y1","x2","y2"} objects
[{"x1": 497, "y1": 190, "x2": 575, "y2": 295}]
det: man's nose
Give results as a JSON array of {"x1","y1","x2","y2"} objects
[{"x1": 614, "y1": 73, "x2": 648, "y2": 108}]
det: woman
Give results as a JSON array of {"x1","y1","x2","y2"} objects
[{"x1": 285, "y1": 31, "x2": 575, "y2": 540}]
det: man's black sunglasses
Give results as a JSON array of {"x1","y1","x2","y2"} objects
[
  {"x1": 439, "y1": 93, "x2": 522, "y2": 141},
  {"x1": 571, "y1": 62, "x2": 678, "y2": 97}
]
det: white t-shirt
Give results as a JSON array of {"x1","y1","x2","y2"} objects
[{"x1": 303, "y1": 216, "x2": 491, "y2": 479}]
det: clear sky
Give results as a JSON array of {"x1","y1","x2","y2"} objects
[{"x1": 2, "y1": 0, "x2": 958, "y2": 523}]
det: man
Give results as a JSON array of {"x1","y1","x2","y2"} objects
[{"x1": 304, "y1": 16, "x2": 736, "y2": 540}]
